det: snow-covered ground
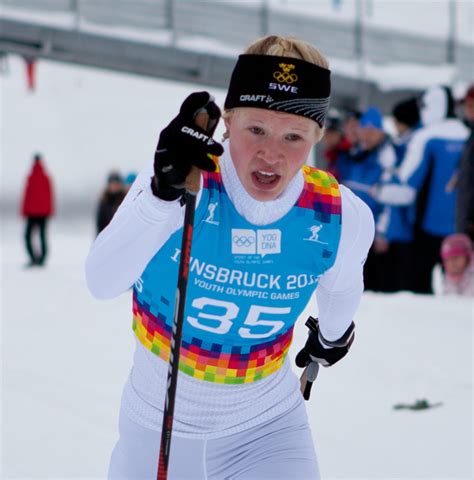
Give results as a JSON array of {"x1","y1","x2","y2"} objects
[
  {"x1": 1, "y1": 54, "x2": 473, "y2": 479},
  {"x1": 2, "y1": 218, "x2": 472, "y2": 479}
]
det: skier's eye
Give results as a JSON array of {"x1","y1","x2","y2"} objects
[
  {"x1": 285, "y1": 133, "x2": 302, "y2": 142},
  {"x1": 249, "y1": 126, "x2": 264, "y2": 135}
]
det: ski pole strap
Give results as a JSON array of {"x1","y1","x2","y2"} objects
[{"x1": 305, "y1": 316, "x2": 355, "y2": 349}]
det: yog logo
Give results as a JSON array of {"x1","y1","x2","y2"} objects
[
  {"x1": 273, "y1": 63, "x2": 298, "y2": 84},
  {"x1": 232, "y1": 228, "x2": 281, "y2": 256}
]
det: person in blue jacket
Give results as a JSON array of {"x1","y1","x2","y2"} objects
[
  {"x1": 372, "y1": 86, "x2": 469, "y2": 294},
  {"x1": 340, "y1": 106, "x2": 397, "y2": 291},
  {"x1": 374, "y1": 97, "x2": 420, "y2": 292}
]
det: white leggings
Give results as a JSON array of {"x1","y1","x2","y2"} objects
[{"x1": 108, "y1": 400, "x2": 320, "y2": 480}]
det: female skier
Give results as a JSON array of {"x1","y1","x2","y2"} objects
[{"x1": 86, "y1": 35, "x2": 374, "y2": 479}]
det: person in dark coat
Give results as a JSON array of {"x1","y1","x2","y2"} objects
[
  {"x1": 96, "y1": 171, "x2": 126, "y2": 234},
  {"x1": 456, "y1": 84, "x2": 474, "y2": 241},
  {"x1": 20, "y1": 153, "x2": 55, "y2": 266}
]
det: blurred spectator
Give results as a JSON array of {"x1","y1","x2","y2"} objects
[
  {"x1": 455, "y1": 84, "x2": 474, "y2": 240},
  {"x1": 342, "y1": 109, "x2": 362, "y2": 147},
  {"x1": 392, "y1": 97, "x2": 421, "y2": 158},
  {"x1": 23, "y1": 56, "x2": 36, "y2": 92},
  {"x1": 320, "y1": 114, "x2": 351, "y2": 180},
  {"x1": 440, "y1": 233, "x2": 474, "y2": 296},
  {"x1": 343, "y1": 106, "x2": 396, "y2": 217},
  {"x1": 124, "y1": 171, "x2": 138, "y2": 193},
  {"x1": 20, "y1": 153, "x2": 54, "y2": 266},
  {"x1": 342, "y1": 106, "x2": 397, "y2": 291},
  {"x1": 96, "y1": 171, "x2": 126, "y2": 235},
  {"x1": 372, "y1": 86, "x2": 469, "y2": 294},
  {"x1": 337, "y1": 109, "x2": 362, "y2": 181},
  {"x1": 373, "y1": 97, "x2": 421, "y2": 291}
]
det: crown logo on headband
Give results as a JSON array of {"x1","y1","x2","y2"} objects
[{"x1": 273, "y1": 63, "x2": 298, "y2": 84}]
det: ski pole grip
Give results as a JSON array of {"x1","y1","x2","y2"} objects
[{"x1": 185, "y1": 110, "x2": 210, "y2": 194}]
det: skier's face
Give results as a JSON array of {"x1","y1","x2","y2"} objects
[{"x1": 225, "y1": 108, "x2": 319, "y2": 201}]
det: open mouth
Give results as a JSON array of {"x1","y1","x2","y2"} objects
[{"x1": 252, "y1": 170, "x2": 280, "y2": 186}]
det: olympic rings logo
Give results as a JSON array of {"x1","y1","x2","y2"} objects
[
  {"x1": 233, "y1": 235, "x2": 256, "y2": 247},
  {"x1": 273, "y1": 71, "x2": 298, "y2": 84}
]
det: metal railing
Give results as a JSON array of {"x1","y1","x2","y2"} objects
[{"x1": 0, "y1": 0, "x2": 472, "y2": 80}]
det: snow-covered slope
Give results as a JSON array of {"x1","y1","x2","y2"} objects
[{"x1": 2, "y1": 218, "x2": 472, "y2": 479}]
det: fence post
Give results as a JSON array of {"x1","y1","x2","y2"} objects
[
  {"x1": 166, "y1": 0, "x2": 173, "y2": 30},
  {"x1": 354, "y1": 0, "x2": 363, "y2": 59},
  {"x1": 70, "y1": 0, "x2": 80, "y2": 30},
  {"x1": 166, "y1": 0, "x2": 176, "y2": 46},
  {"x1": 354, "y1": 0, "x2": 369, "y2": 106},
  {"x1": 260, "y1": 0, "x2": 269, "y2": 36},
  {"x1": 447, "y1": 0, "x2": 456, "y2": 64}
]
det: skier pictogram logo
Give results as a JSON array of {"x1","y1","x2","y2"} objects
[
  {"x1": 204, "y1": 202, "x2": 219, "y2": 225},
  {"x1": 304, "y1": 225, "x2": 328, "y2": 244}
]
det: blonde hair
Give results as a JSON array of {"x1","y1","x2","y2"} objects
[
  {"x1": 223, "y1": 35, "x2": 329, "y2": 141},
  {"x1": 244, "y1": 35, "x2": 329, "y2": 69}
]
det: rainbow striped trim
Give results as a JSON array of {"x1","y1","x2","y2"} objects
[
  {"x1": 297, "y1": 166, "x2": 341, "y2": 220},
  {"x1": 132, "y1": 294, "x2": 293, "y2": 384},
  {"x1": 202, "y1": 155, "x2": 223, "y2": 192}
]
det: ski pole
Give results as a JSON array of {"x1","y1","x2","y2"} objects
[
  {"x1": 157, "y1": 110, "x2": 210, "y2": 480},
  {"x1": 300, "y1": 361, "x2": 320, "y2": 401}
]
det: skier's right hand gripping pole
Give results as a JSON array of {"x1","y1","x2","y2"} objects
[
  {"x1": 296, "y1": 316, "x2": 355, "y2": 400},
  {"x1": 151, "y1": 91, "x2": 223, "y2": 201},
  {"x1": 156, "y1": 92, "x2": 223, "y2": 480}
]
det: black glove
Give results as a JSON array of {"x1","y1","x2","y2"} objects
[
  {"x1": 296, "y1": 316, "x2": 355, "y2": 368},
  {"x1": 296, "y1": 316, "x2": 355, "y2": 400},
  {"x1": 151, "y1": 91, "x2": 224, "y2": 201}
]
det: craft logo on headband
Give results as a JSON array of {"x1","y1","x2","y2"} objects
[{"x1": 224, "y1": 54, "x2": 331, "y2": 127}]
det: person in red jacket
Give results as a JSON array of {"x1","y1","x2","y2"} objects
[{"x1": 20, "y1": 153, "x2": 54, "y2": 266}]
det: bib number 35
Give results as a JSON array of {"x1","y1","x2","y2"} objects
[{"x1": 187, "y1": 297, "x2": 290, "y2": 339}]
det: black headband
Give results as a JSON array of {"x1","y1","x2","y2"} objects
[{"x1": 224, "y1": 54, "x2": 331, "y2": 127}]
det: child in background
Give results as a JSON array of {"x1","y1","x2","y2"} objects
[{"x1": 440, "y1": 233, "x2": 474, "y2": 296}]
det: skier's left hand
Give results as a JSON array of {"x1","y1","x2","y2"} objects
[
  {"x1": 296, "y1": 316, "x2": 355, "y2": 368},
  {"x1": 296, "y1": 316, "x2": 355, "y2": 400}
]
